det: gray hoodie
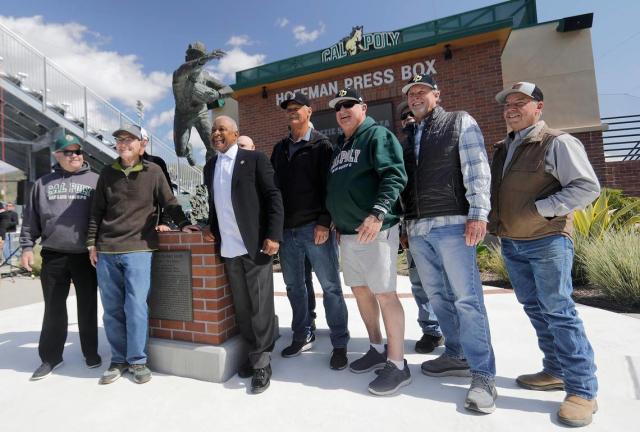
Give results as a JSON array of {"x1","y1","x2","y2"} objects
[{"x1": 20, "y1": 162, "x2": 98, "y2": 253}]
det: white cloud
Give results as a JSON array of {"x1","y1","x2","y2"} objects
[
  {"x1": 227, "y1": 35, "x2": 252, "y2": 47},
  {"x1": 0, "y1": 15, "x2": 171, "y2": 110},
  {"x1": 292, "y1": 21, "x2": 326, "y2": 45},
  {"x1": 148, "y1": 109, "x2": 174, "y2": 129},
  {"x1": 204, "y1": 36, "x2": 266, "y2": 83},
  {"x1": 275, "y1": 17, "x2": 289, "y2": 28}
]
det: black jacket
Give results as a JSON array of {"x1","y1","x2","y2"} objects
[
  {"x1": 204, "y1": 147, "x2": 284, "y2": 265},
  {"x1": 271, "y1": 128, "x2": 333, "y2": 229},
  {"x1": 142, "y1": 152, "x2": 173, "y2": 225},
  {"x1": 401, "y1": 106, "x2": 469, "y2": 219}
]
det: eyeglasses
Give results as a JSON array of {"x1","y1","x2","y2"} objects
[
  {"x1": 502, "y1": 100, "x2": 535, "y2": 111},
  {"x1": 334, "y1": 100, "x2": 359, "y2": 112},
  {"x1": 114, "y1": 136, "x2": 137, "y2": 144},
  {"x1": 61, "y1": 149, "x2": 83, "y2": 157},
  {"x1": 400, "y1": 111, "x2": 414, "y2": 121}
]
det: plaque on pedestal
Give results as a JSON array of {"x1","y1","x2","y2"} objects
[{"x1": 149, "y1": 250, "x2": 193, "y2": 321}]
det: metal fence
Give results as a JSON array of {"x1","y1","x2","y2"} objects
[
  {"x1": 602, "y1": 114, "x2": 640, "y2": 162},
  {"x1": 0, "y1": 22, "x2": 201, "y2": 195}
]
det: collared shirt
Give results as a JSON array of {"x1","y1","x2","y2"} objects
[
  {"x1": 212, "y1": 144, "x2": 248, "y2": 258},
  {"x1": 503, "y1": 121, "x2": 600, "y2": 217},
  {"x1": 288, "y1": 125, "x2": 313, "y2": 159},
  {"x1": 406, "y1": 112, "x2": 492, "y2": 237}
]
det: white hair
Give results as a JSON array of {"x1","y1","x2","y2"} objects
[{"x1": 214, "y1": 115, "x2": 239, "y2": 132}]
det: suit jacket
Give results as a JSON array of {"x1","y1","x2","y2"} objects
[{"x1": 204, "y1": 147, "x2": 284, "y2": 265}]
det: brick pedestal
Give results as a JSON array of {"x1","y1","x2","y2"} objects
[
  {"x1": 149, "y1": 231, "x2": 238, "y2": 345},
  {"x1": 147, "y1": 231, "x2": 243, "y2": 382}
]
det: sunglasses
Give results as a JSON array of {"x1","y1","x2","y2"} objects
[
  {"x1": 400, "y1": 111, "x2": 414, "y2": 121},
  {"x1": 61, "y1": 149, "x2": 83, "y2": 157},
  {"x1": 334, "y1": 100, "x2": 360, "y2": 112}
]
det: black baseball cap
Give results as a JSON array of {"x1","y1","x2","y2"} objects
[
  {"x1": 280, "y1": 92, "x2": 311, "y2": 109},
  {"x1": 328, "y1": 88, "x2": 364, "y2": 109},
  {"x1": 402, "y1": 74, "x2": 438, "y2": 94}
]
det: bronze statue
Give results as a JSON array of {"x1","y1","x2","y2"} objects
[{"x1": 172, "y1": 41, "x2": 234, "y2": 165}]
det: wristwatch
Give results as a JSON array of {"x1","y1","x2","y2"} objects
[{"x1": 370, "y1": 209, "x2": 385, "y2": 222}]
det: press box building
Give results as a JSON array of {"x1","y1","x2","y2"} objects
[{"x1": 231, "y1": 0, "x2": 637, "y2": 196}]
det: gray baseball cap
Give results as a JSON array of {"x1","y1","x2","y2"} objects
[{"x1": 112, "y1": 123, "x2": 144, "y2": 139}]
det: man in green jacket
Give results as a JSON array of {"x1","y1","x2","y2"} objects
[
  {"x1": 87, "y1": 123, "x2": 199, "y2": 385},
  {"x1": 326, "y1": 88, "x2": 409, "y2": 396}
]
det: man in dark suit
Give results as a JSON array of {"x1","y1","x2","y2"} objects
[{"x1": 203, "y1": 115, "x2": 284, "y2": 394}]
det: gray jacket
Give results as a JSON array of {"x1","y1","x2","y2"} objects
[{"x1": 20, "y1": 162, "x2": 98, "y2": 253}]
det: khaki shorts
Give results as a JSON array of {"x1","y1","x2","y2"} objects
[{"x1": 340, "y1": 225, "x2": 399, "y2": 293}]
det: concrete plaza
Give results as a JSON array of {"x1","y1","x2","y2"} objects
[{"x1": 1, "y1": 272, "x2": 638, "y2": 432}]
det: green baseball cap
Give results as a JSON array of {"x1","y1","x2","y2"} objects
[{"x1": 54, "y1": 133, "x2": 82, "y2": 152}]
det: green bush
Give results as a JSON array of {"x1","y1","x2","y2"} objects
[
  {"x1": 580, "y1": 231, "x2": 640, "y2": 305},
  {"x1": 606, "y1": 189, "x2": 640, "y2": 228},
  {"x1": 572, "y1": 235, "x2": 590, "y2": 286},
  {"x1": 574, "y1": 188, "x2": 640, "y2": 240},
  {"x1": 572, "y1": 188, "x2": 639, "y2": 287},
  {"x1": 477, "y1": 243, "x2": 510, "y2": 282}
]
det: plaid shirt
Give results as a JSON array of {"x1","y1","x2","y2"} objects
[{"x1": 406, "y1": 112, "x2": 491, "y2": 237}]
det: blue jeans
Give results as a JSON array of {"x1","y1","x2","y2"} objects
[
  {"x1": 501, "y1": 235, "x2": 598, "y2": 400},
  {"x1": 97, "y1": 252, "x2": 153, "y2": 365},
  {"x1": 3, "y1": 232, "x2": 19, "y2": 262},
  {"x1": 280, "y1": 223, "x2": 349, "y2": 348},
  {"x1": 409, "y1": 224, "x2": 496, "y2": 378},
  {"x1": 407, "y1": 250, "x2": 442, "y2": 337}
]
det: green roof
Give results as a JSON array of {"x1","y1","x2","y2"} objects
[{"x1": 233, "y1": 0, "x2": 537, "y2": 90}]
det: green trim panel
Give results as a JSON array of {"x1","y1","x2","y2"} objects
[{"x1": 233, "y1": 0, "x2": 537, "y2": 90}]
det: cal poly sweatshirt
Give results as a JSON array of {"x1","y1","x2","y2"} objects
[
  {"x1": 326, "y1": 116, "x2": 407, "y2": 234},
  {"x1": 20, "y1": 162, "x2": 98, "y2": 253}
]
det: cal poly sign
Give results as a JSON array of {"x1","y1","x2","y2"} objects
[{"x1": 321, "y1": 26, "x2": 401, "y2": 63}]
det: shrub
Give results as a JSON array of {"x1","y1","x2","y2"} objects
[
  {"x1": 572, "y1": 235, "x2": 590, "y2": 286},
  {"x1": 477, "y1": 243, "x2": 510, "y2": 282},
  {"x1": 573, "y1": 188, "x2": 640, "y2": 240},
  {"x1": 580, "y1": 231, "x2": 640, "y2": 305},
  {"x1": 607, "y1": 189, "x2": 640, "y2": 228}
]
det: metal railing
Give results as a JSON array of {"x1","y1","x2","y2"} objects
[
  {"x1": 602, "y1": 115, "x2": 640, "y2": 162},
  {"x1": 0, "y1": 22, "x2": 201, "y2": 195}
]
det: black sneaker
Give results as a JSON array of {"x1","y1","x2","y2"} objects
[
  {"x1": 129, "y1": 364, "x2": 152, "y2": 384},
  {"x1": 30, "y1": 360, "x2": 63, "y2": 381},
  {"x1": 251, "y1": 364, "x2": 272, "y2": 394},
  {"x1": 85, "y1": 354, "x2": 102, "y2": 369},
  {"x1": 98, "y1": 362, "x2": 129, "y2": 385},
  {"x1": 281, "y1": 333, "x2": 315, "y2": 358},
  {"x1": 421, "y1": 354, "x2": 471, "y2": 377},
  {"x1": 330, "y1": 348, "x2": 348, "y2": 370},
  {"x1": 349, "y1": 346, "x2": 387, "y2": 374},
  {"x1": 368, "y1": 360, "x2": 412, "y2": 396},
  {"x1": 238, "y1": 360, "x2": 253, "y2": 378},
  {"x1": 415, "y1": 334, "x2": 444, "y2": 354}
]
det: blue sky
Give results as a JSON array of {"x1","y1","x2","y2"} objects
[{"x1": 1, "y1": 0, "x2": 638, "y2": 160}]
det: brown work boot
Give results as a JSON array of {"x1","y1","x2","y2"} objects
[
  {"x1": 557, "y1": 395, "x2": 597, "y2": 427},
  {"x1": 516, "y1": 371, "x2": 564, "y2": 391}
]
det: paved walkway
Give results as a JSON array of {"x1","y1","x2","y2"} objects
[{"x1": 1, "y1": 274, "x2": 639, "y2": 432}]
